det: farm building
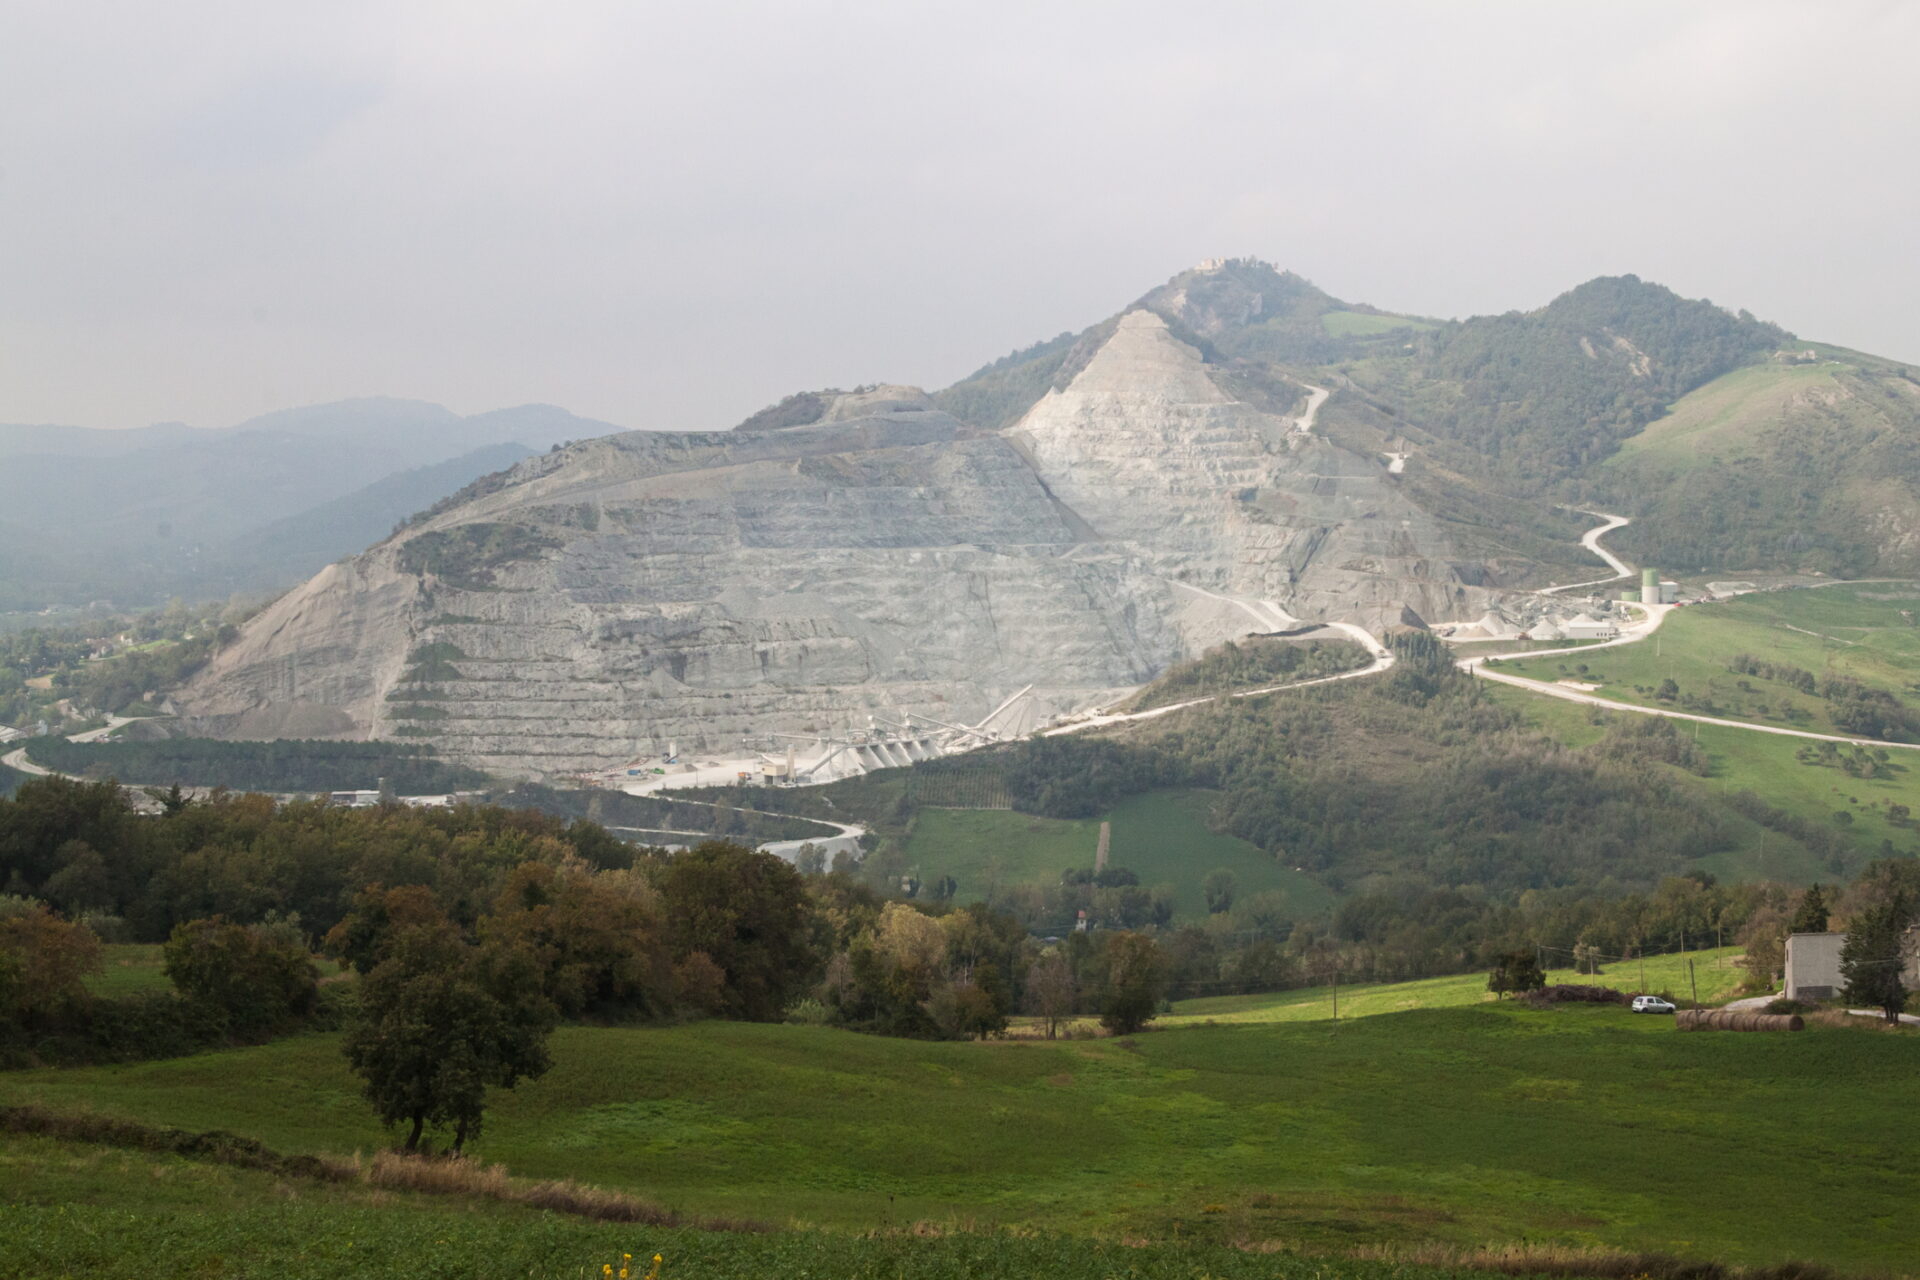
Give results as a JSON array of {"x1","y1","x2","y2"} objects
[
  {"x1": 1784, "y1": 929, "x2": 1920, "y2": 1000},
  {"x1": 1784, "y1": 932, "x2": 1845, "y2": 1000}
]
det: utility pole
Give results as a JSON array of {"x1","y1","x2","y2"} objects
[
  {"x1": 1689, "y1": 959, "x2": 1699, "y2": 1007},
  {"x1": 1638, "y1": 949, "x2": 1647, "y2": 994},
  {"x1": 1332, "y1": 966, "x2": 1339, "y2": 1022}
]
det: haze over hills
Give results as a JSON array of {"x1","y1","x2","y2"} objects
[
  {"x1": 0, "y1": 399, "x2": 623, "y2": 611},
  {"x1": 152, "y1": 259, "x2": 1920, "y2": 778}
]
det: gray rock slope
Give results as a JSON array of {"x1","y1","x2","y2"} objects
[{"x1": 171, "y1": 311, "x2": 1492, "y2": 776}]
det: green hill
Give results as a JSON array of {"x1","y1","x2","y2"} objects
[
  {"x1": 1491, "y1": 583, "x2": 1920, "y2": 741},
  {"x1": 1606, "y1": 347, "x2": 1920, "y2": 575},
  {"x1": 4, "y1": 1004, "x2": 1914, "y2": 1270}
]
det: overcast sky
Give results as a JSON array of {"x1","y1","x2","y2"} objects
[{"x1": 4, "y1": 1, "x2": 1917, "y2": 432}]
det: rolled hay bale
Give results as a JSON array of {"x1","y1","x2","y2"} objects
[{"x1": 1677, "y1": 1009, "x2": 1804, "y2": 1032}]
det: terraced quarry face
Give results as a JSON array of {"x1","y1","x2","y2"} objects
[{"x1": 168, "y1": 314, "x2": 1486, "y2": 777}]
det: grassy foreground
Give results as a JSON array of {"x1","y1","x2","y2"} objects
[
  {"x1": 4, "y1": 1003, "x2": 1914, "y2": 1271},
  {"x1": 0, "y1": 1133, "x2": 1508, "y2": 1280}
]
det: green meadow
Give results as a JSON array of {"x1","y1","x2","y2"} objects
[
  {"x1": 1492, "y1": 583, "x2": 1920, "y2": 739},
  {"x1": 1484, "y1": 683, "x2": 1920, "y2": 879},
  {"x1": 0, "y1": 1130, "x2": 1531, "y2": 1280},
  {"x1": 904, "y1": 789, "x2": 1337, "y2": 921},
  {"x1": 4, "y1": 1002, "x2": 1915, "y2": 1271},
  {"x1": 82, "y1": 944, "x2": 170, "y2": 998},
  {"x1": 1162, "y1": 946, "x2": 1746, "y2": 1027},
  {"x1": 1608, "y1": 360, "x2": 1847, "y2": 469}
]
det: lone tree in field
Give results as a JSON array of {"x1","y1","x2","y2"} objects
[
  {"x1": 1841, "y1": 891, "x2": 1913, "y2": 1024},
  {"x1": 1202, "y1": 869, "x2": 1236, "y2": 915},
  {"x1": 1025, "y1": 948, "x2": 1077, "y2": 1039},
  {"x1": 1099, "y1": 932, "x2": 1168, "y2": 1035},
  {"x1": 1487, "y1": 950, "x2": 1546, "y2": 998},
  {"x1": 343, "y1": 911, "x2": 555, "y2": 1153}
]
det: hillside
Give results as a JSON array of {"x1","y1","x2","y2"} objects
[
  {"x1": 166, "y1": 314, "x2": 1505, "y2": 775},
  {"x1": 1605, "y1": 346, "x2": 1920, "y2": 574},
  {"x1": 148, "y1": 260, "x2": 1920, "y2": 775}
]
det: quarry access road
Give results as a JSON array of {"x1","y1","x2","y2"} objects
[
  {"x1": 1290, "y1": 381, "x2": 1331, "y2": 435},
  {"x1": 1461, "y1": 509, "x2": 1920, "y2": 752},
  {"x1": 1468, "y1": 662, "x2": 1920, "y2": 754},
  {"x1": 1538, "y1": 511, "x2": 1633, "y2": 595},
  {"x1": 609, "y1": 790, "x2": 866, "y2": 865},
  {"x1": 1041, "y1": 623, "x2": 1395, "y2": 738}
]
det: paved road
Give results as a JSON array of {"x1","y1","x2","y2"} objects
[
  {"x1": 608, "y1": 790, "x2": 866, "y2": 865},
  {"x1": 2, "y1": 714, "x2": 137, "y2": 777}
]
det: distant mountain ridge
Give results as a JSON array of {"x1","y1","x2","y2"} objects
[{"x1": 0, "y1": 398, "x2": 624, "y2": 611}]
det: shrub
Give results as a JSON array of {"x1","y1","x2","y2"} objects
[{"x1": 163, "y1": 917, "x2": 319, "y2": 1037}]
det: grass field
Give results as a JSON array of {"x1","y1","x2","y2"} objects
[
  {"x1": 1163, "y1": 946, "x2": 1746, "y2": 1027},
  {"x1": 4, "y1": 1003, "x2": 1915, "y2": 1270},
  {"x1": 0, "y1": 1131, "x2": 1557, "y2": 1280},
  {"x1": 1484, "y1": 654, "x2": 1920, "y2": 881},
  {"x1": 1492, "y1": 584, "x2": 1920, "y2": 740},
  {"x1": 905, "y1": 789, "x2": 1337, "y2": 921},
  {"x1": 1322, "y1": 310, "x2": 1438, "y2": 337},
  {"x1": 84, "y1": 944, "x2": 170, "y2": 998},
  {"x1": 1608, "y1": 361, "x2": 1845, "y2": 468}
]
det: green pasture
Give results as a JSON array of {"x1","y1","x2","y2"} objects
[
  {"x1": 1492, "y1": 584, "x2": 1920, "y2": 739},
  {"x1": 1165, "y1": 945, "x2": 1746, "y2": 1027},
  {"x1": 0, "y1": 1133, "x2": 1521, "y2": 1280},
  {"x1": 905, "y1": 789, "x2": 1337, "y2": 921},
  {"x1": 84, "y1": 944, "x2": 170, "y2": 998},
  {"x1": 1609, "y1": 361, "x2": 1846, "y2": 468},
  {"x1": 4, "y1": 1004, "x2": 1915, "y2": 1269},
  {"x1": 1485, "y1": 679, "x2": 1920, "y2": 882},
  {"x1": 1321, "y1": 310, "x2": 1438, "y2": 337}
]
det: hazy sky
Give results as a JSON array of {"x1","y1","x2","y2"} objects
[{"x1": 5, "y1": 1, "x2": 1917, "y2": 432}]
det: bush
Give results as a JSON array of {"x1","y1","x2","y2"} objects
[
  {"x1": 1519, "y1": 984, "x2": 1629, "y2": 1006},
  {"x1": 162, "y1": 917, "x2": 320, "y2": 1038}
]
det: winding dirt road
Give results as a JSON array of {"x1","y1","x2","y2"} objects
[{"x1": 1459, "y1": 514, "x2": 1920, "y2": 752}]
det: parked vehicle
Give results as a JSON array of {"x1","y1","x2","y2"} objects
[{"x1": 1631, "y1": 995, "x2": 1677, "y2": 1014}]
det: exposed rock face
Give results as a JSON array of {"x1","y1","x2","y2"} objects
[
  {"x1": 1013, "y1": 311, "x2": 1482, "y2": 628},
  {"x1": 173, "y1": 310, "x2": 1490, "y2": 776}
]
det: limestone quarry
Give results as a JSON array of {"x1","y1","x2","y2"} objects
[{"x1": 168, "y1": 286, "x2": 1543, "y2": 779}]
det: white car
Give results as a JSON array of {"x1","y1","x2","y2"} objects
[{"x1": 1630, "y1": 995, "x2": 1676, "y2": 1014}]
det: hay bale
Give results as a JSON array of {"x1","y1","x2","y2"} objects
[{"x1": 1677, "y1": 1009, "x2": 1804, "y2": 1032}]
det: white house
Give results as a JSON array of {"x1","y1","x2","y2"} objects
[{"x1": 1785, "y1": 928, "x2": 1920, "y2": 1000}]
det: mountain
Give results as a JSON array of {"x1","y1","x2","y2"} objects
[
  {"x1": 0, "y1": 399, "x2": 621, "y2": 610},
  {"x1": 164, "y1": 261, "x2": 1915, "y2": 776}
]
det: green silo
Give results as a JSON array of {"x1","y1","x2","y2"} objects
[{"x1": 1641, "y1": 568, "x2": 1658, "y2": 601}]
